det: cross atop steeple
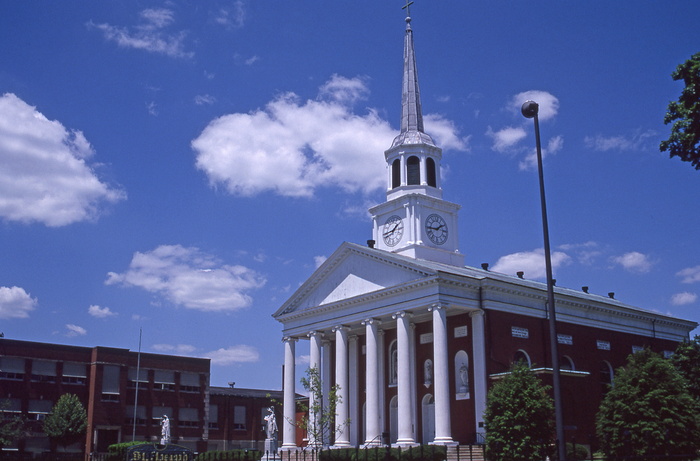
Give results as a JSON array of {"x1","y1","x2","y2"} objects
[{"x1": 402, "y1": 0, "x2": 414, "y2": 18}]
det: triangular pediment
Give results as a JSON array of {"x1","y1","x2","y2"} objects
[{"x1": 273, "y1": 242, "x2": 436, "y2": 318}]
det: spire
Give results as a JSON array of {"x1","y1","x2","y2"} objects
[{"x1": 391, "y1": 13, "x2": 436, "y2": 148}]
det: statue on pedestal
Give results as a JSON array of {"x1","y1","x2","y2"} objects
[
  {"x1": 160, "y1": 415, "x2": 171, "y2": 445},
  {"x1": 264, "y1": 406, "x2": 277, "y2": 440}
]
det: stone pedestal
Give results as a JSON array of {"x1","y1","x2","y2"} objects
[{"x1": 262, "y1": 438, "x2": 279, "y2": 461}]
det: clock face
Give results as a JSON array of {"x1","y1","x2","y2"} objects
[
  {"x1": 382, "y1": 215, "x2": 404, "y2": 247},
  {"x1": 425, "y1": 214, "x2": 448, "y2": 245}
]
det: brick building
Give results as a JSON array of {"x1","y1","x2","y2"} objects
[{"x1": 0, "y1": 339, "x2": 284, "y2": 458}]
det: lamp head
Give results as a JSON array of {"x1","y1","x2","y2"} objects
[{"x1": 521, "y1": 100, "x2": 539, "y2": 119}]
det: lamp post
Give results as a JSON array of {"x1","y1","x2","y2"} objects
[{"x1": 522, "y1": 100, "x2": 566, "y2": 461}]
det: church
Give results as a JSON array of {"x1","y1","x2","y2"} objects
[{"x1": 272, "y1": 10, "x2": 697, "y2": 451}]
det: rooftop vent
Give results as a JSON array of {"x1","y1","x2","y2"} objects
[
  {"x1": 481, "y1": 263, "x2": 489, "y2": 271},
  {"x1": 367, "y1": 239, "x2": 376, "y2": 249},
  {"x1": 517, "y1": 271, "x2": 524, "y2": 279},
  {"x1": 608, "y1": 292, "x2": 615, "y2": 299},
  {"x1": 582, "y1": 286, "x2": 589, "y2": 293}
]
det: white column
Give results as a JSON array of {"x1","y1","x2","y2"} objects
[
  {"x1": 471, "y1": 310, "x2": 487, "y2": 432},
  {"x1": 333, "y1": 326, "x2": 351, "y2": 447},
  {"x1": 308, "y1": 331, "x2": 323, "y2": 447},
  {"x1": 378, "y1": 329, "x2": 386, "y2": 439},
  {"x1": 363, "y1": 319, "x2": 381, "y2": 446},
  {"x1": 393, "y1": 311, "x2": 416, "y2": 445},
  {"x1": 429, "y1": 304, "x2": 455, "y2": 445},
  {"x1": 349, "y1": 335, "x2": 359, "y2": 446},
  {"x1": 282, "y1": 337, "x2": 298, "y2": 449}
]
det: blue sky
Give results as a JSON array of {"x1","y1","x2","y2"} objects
[{"x1": 1, "y1": 1, "x2": 699, "y2": 391}]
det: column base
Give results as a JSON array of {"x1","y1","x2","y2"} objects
[
  {"x1": 393, "y1": 440, "x2": 419, "y2": 448},
  {"x1": 330, "y1": 443, "x2": 352, "y2": 450},
  {"x1": 429, "y1": 438, "x2": 458, "y2": 447},
  {"x1": 279, "y1": 445, "x2": 298, "y2": 451}
]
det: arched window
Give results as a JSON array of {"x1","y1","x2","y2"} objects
[
  {"x1": 513, "y1": 349, "x2": 531, "y2": 367},
  {"x1": 392, "y1": 159, "x2": 401, "y2": 189},
  {"x1": 389, "y1": 340, "x2": 398, "y2": 385},
  {"x1": 407, "y1": 156, "x2": 420, "y2": 185},
  {"x1": 600, "y1": 361, "x2": 613, "y2": 393},
  {"x1": 421, "y1": 394, "x2": 435, "y2": 444},
  {"x1": 560, "y1": 356, "x2": 575, "y2": 371},
  {"x1": 426, "y1": 158, "x2": 436, "y2": 187}
]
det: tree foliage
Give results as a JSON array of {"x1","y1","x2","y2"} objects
[
  {"x1": 596, "y1": 348, "x2": 700, "y2": 459},
  {"x1": 660, "y1": 52, "x2": 700, "y2": 169},
  {"x1": 0, "y1": 400, "x2": 26, "y2": 448},
  {"x1": 43, "y1": 393, "x2": 87, "y2": 451},
  {"x1": 670, "y1": 335, "x2": 700, "y2": 402},
  {"x1": 298, "y1": 366, "x2": 345, "y2": 449},
  {"x1": 484, "y1": 364, "x2": 554, "y2": 461}
]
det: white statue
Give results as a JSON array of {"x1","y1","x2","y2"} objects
[
  {"x1": 424, "y1": 360, "x2": 433, "y2": 387},
  {"x1": 459, "y1": 363, "x2": 468, "y2": 393},
  {"x1": 264, "y1": 406, "x2": 277, "y2": 440},
  {"x1": 160, "y1": 415, "x2": 171, "y2": 444}
]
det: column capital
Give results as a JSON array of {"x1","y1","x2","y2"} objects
[
  {"x1": 282, "y1": 336, "x2": 298, "y2": 343},
  {"x1": 332, "y1": 325, "x2": 350, "y2": 333},
  {"x1": 349, "y1": 334, "x2": 359, "y2": 342},
  {"x1": 469, "y1": 309, "x2": 485, "y2": 318},
  {"x1": 362, "y1": 318, "x2": 381, "y2": 327},
  {"x1": 428, "y1": 303, "x2": 449, "y2": 312},
  {"x1": 308, "y1": 330, "x2": 324, "y2": 339},
  {"x1": 392, "y1": 310, "x2": 412, "y2": 320}
]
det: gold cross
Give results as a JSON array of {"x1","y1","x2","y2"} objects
[{"x1": 402, "y1": 0, "x2": 414, "y2": 17}]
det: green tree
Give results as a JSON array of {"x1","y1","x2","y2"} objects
[
  {"x1": 596, "y1": 348, "x2": 700, "y2": 459},
  {"x1": 484, "y1": 364, "x2": 554, "y2": 461},
  {"x1": 0, "y1": 399, "x2": 26, "y2": 448},
  {"x1": 670, "y1": 335, "x2": 700, "y2": 402},
  {"x1": 299, "y1": 366, "x2": 345, "y2": 449},
  {"x1": 43, "y1": 393, "x2": 87, "y2": 451},
  {"x1": 660, "y1": 52, "x2": 700, "y2": 169}
]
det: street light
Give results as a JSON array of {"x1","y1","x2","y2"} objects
[{"x1": 522, "y1": 100, "x2": 566, "y2": 461}]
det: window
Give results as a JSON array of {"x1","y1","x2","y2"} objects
[
  {"x1": 0, "y1": 357, "x2": 25, "y2": 381},
  {"x1": 127, "y1": 367, "x2": 149, "y2": 389},
  {"x1": 407, "y1": 156, "x2": 420, "y2": 185},
  {"x1": 125, "y1": 405, "x2": 147, "y2": 425},
  {"x1": 62, "y1": 362, "x2": 87, "y2": 385},
  {"x1": 426, "y1": 158, "x2": 436, "y2": 187},
  {"x1": 31, "y1": 360, "x2": 57, "y2": 383},
  {"x1": 180, "y1": 372, "x2": 201, "y2": 393},
  {"x1": 28, "y1": 399, "x2": 53, "y2": 421},
  {"x1": 208, "y1": 404, "x2": 219, "y2": 430},
  {"x1": 392, "y1": 159, "x2": 401, "y2": 189},
  {"x1": 154, "y1": 370, "x2": 175, "y2": 391},
  {"x1": 152, "y1": 406, "x2": 172, "y2": 424},
  {"x1": 101, "y1": 365, "x2": 120, "y2": 402},
  {"x1": 233, "y1": 405, "x2": 246, "y2": 430},
  {"x1": 388, "y1": 340, "x2": 398, "y2": 385},
  {"x1": 600, "y1": 361, "x2": 614, "y2": 393},
  {"x1": 179, "y1": 408, "x2": 199, "y2": 428},
  {"x1": 1, "y1": 398, "x2": 22, "y2": 415},
  {"x1": 513, "y1": 350, "x2": 531, "y2": 367},
  {"x1": 560, "y1": 356, "x2": 574, "y2": 371}
]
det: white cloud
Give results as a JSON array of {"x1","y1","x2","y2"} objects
[
  {"x1": 66, "y1": 324, "x2": 87, "y2": 337},
  {"x1": 519, "y1": 135, "x2": 564, "y2": 171},
  {"x1": 192, "y1": 76, "x2": 467, "y2": 198},
  {"x1": 486, "y1": 126, "x2": 527, "y2": 153},
  {"x1": 0, "y1": 286, "x2": 37, "y2": 319},
  {"x1": 314, "y1": 256, "x2": 327, "y2": 269},
  {"x1": 611, "y1": 251, "x2": 653, "y2": 273},
  {"x1": 297, "y1": 354, "x2": 311, "y2": 365},
  {"x1": 677, "y1": 265, "x2": 700, "y2": 284},
  {"x1": 0, "y1": 94, "x2": 125, "y2": 227},
  {"x1": 194, "y1": 94, "x2": 216, "y2": 106},
  {"x1": 152, "y1": 343, "x2": 197, "y2": 354},
  {"x1": 318, "y1": 74, "x2": 370, "y2": 106},
  {"x1": 491, "y1": 248, "x2": 571, "y2": 280},
  {"x1": 105, "y1": 244, "x2": 266, "y2": 312},
  {"x1": 205, "y1": 345, "x2": 260, "y2": 365},
  {"x1": 584, "y1": 129, "x2": 656, "y2": 152},
  {"x1": 88, "y1": 305, "x2": 117, "y2": 318},
  {"x1": 671, "y1": 292, "x2": 698, "y2": 306},
  {"x1": 88, "y1": 8, "x2": 193, "y2": 58},
  {"x1": 424, "y1": 114, "x2": 470, "y2": 151},
  {"x1": 511, "y1": 90, "x2": 559, "y2": 121},
  {"x1": 558, "y1": 241, "x2": 601, "y2": 265},
  {"x1": 214, "y1": 2, "x2": 246, "y2": 28}
]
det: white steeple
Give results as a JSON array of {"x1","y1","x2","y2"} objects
[{"x1": 369, "y1": 10, "x2": 464, "y2": 267}]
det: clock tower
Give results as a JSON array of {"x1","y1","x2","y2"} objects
[{"x1": 370, "y1": 13, "x2": 464, "y2": 267}]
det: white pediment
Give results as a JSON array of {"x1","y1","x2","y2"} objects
[{"x1": 274, "y1": 243, "x2": 435, "y2": 317}]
